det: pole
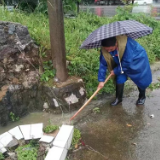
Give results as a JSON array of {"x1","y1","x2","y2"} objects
[{"x1": 47, "y1": 0, "x2": 68, "y2": 82}]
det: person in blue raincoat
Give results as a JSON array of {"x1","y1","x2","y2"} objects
[{"x1": 97, "y1": 35, "x2": 152, "y2": 106}]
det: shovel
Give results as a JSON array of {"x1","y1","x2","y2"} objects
[{"x1": 70, "y1": 73, "x2": 112, "y2": 121}]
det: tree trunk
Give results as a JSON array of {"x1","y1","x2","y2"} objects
[{"x1": 47, "y1": 0, "x2": 68, "y2": 82}]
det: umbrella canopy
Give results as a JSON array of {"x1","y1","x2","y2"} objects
[{"x1": 80, "y1": 20, "x2": 153, "y2": 49}]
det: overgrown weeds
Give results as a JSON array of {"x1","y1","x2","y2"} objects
[
  {"x1": 71, "y1": 128, "x2": 81, "y2": 148},
  {"x1": 0, "y1": 6, "x2": 160, "y2": 96},
  {"x1": 0, "y1": 153, "x2": 4, "y2": 160},
  {"x1": 16, "y1": 142, "x2": 38, "y2": 160}
]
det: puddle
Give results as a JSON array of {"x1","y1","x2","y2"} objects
[
  {"x1": 70, "y1": 88, "x2": 160, "y2": 160},
  {"x1": 0, "y1": 111, "x2": 72, "y2": 134}
]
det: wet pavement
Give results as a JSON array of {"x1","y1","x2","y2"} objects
[
  {"x1": 80, "y1": 4, "x2": 160, "y2": 19},
  {"x1": 69, "y1": 88, "x2": 160, "y2": 160},
  {"x1": 69, "y1": 69, "x2": 160, "y2": 160}
]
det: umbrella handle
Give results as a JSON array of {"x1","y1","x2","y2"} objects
[{"x1": 70, "y1": 73, "x2": 112, "y2": 121}]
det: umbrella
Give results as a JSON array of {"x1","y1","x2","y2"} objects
[{"x1": 80, "y1": 20, "x2": 153, "y2": 49}]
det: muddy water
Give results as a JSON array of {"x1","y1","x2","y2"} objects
[
  {"x1": 70, "y1": 88, "x2": 160, "y2": 160},
  {"x1": 0, "y1": 111, "x2": 73, "y2": 134}
]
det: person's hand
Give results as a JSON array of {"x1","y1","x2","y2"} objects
[
  {"x1": 111, "y1": 70, "x2": 115, "y2": 76},
  {"x1": 97, "y1": 82, "x2": 104, "y2": 90}
]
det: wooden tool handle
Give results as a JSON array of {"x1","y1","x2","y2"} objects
[{"x1": 70, "y1": 74, "x2": 112, "y2": 121}]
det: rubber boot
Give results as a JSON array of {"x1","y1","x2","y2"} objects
[
  {"x1": 110, "y1": 83, "x2": 124, "y2": 106},
  {"x1": 136, "y1": 87, "x2": 146, "y2": 105}
]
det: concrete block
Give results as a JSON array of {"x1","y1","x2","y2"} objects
[
  {"x1": 0, "y1": 143, "x2": 7, "y2": 153},
  {"x1": 53, "y1": 125, "x2": 74, "y2": 150},
  {"x1": 8, "y1": 126, "x2": 23, "y2": 140},
  {"x1": 19, "y1": 124, "x2": 31, "y2": 140},
  {"x1": 0, "y1": 132, "x2": 13, "y2": 147},
  {"x1": 45, "y1": 146, "x2": 67, "y2": 160},
  {"x1": 39, "y1": 135, "x2": 54, "y2": 143},
  {"x1": 30, "y1": 123, "x2": 43, "y2": 139},
  {"x1": 6, "y1": 138, "x2": 18, "y2": 149},
  {"x1": 19, "y1": 123, "x2": 43, "y2": 140}
]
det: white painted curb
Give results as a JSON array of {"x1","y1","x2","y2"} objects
[
  {"x1": 0, "y1": 123, "x2": 74, "y2": 160},
  {"x1": 45, "y1": 146, "x2": 68, "y2": 160}
]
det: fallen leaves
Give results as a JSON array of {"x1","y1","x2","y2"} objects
[
  {"x1": 126, "y1": 123, "x2": 132, "y2": 127},
  {"x1": 75, "y1": 143, "x2": 78, "y2": 149}
]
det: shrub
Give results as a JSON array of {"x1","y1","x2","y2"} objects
[
  {"x1": 0, "y1": 153, "x2": 4, "y2": 160},
  {"x1": 43, "y1": 125, "x2": 59, "y2": 133},
  {"x1": 71, "y1": 128, "x2": 81, "y2": 147},
  {"x1": 16, "y1": 144, "x2": 38, "y2": 160}
]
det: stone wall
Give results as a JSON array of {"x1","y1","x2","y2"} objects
[{"x1": 0, "y1": 21, "x2": 86, "y2": 126}]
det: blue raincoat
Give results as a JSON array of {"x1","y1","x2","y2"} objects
[{"x1": 98, "y1": 37, "x2": 152, "y2": 90}]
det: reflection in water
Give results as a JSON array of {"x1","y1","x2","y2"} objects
[{"x1": 70, "y1": 101, "x2": 145, "y2": 160}]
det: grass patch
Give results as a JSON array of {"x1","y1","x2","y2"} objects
[
  {"x1": 149, "y1": 82, "x2": 160, "y2": 90},
  {"x1": 1, "y1": 5, "x2": 160, "y2": 96},
  {"x1": 71, "y1": 128, "x2": 81, "y2": 148},
  {"x1": 0, "y1": 153, "x2": 4, "y2": 160},
  {"x1": 43, "y1": 124, "x2": 59, "y2": 133}
]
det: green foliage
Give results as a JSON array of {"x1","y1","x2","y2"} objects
[
  {"x1": 114, "y1": 5, "x2": 160, "y2": 62},
  {"x1": 71, "y1": 128, "x2": 81, "y2": 147},
  {"x1": 35, "y1": 0, "x2": 48, "y2": 14},
  {"x1": 18, "y1": 1, "x2": 37, "y2": 13},
  {"x1": 40, "y1": 60, "x2": 55, "y2": 82},
  {"x1": 40, "y1": 70, "x2": 55, "y2": 82},
  {"x1": 16, "y1": 144, "x2": 38, "y2": 160},
  {"x1": 63, "y1": 0, "x2": 81, "y2": 14},
  {"x1": 43, "y1": 124, "x2": 59, "y2": 133},
  {"x1": 93, "y1": 107, "x2": 100, "y2": 114},
  {"x1": 1, "y1": 6, "x2": 160, "y2": 97},
  {"x1": 9, "y1": 112, "x2": 19, "y2": 122},
  {"x1": 34, "y1": 0, "x2": 80, "y2": 14},
  {"x1": 29, "y1": 140, "x2": 39, "y2": 148},
  {"x1": 0, "y1": 153, "x2": 4, "y2": 160},
  {"x1": 149, "y1": 82, "x2": 160, "y2": 90}
]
